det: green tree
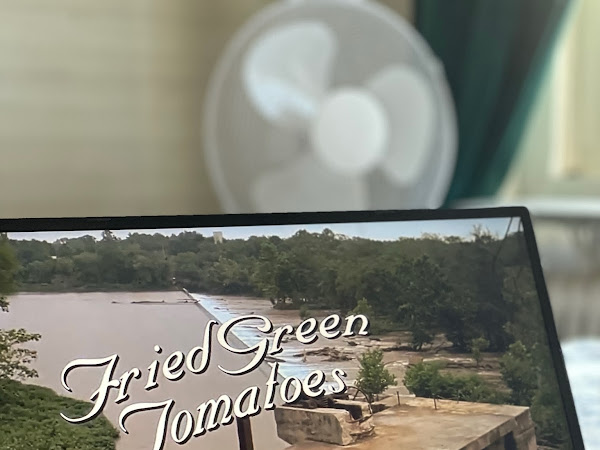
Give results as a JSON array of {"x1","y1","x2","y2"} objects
[
  {"x1": 470, "y1": 337, "x2": 489, "y2": 367},
  {"x1": 0, "y1": 233, "x2": 16, "y2": 311},
  {"x1": 351, "y1": 297, "x2": 374, "y2": 317},
  {"x1": 355, "y1": 349, "x2": 396, "y2": 401},
  {"x1": 350, "y1": 297, "x2": 385, "y2": 334},
  {"x1": 26, "y1": 259, "x2": 55, "y2": 284},
  {"x1": 10, "y1": 239, "x2": 52, "y2": 267},
  {"x1": 404, "y1": 362, "x2": 505, "y2": 404},
  {"x1": 0, "y1": 235, "x2": 41, "y2": 380},
  {"x1": 0, "y1": 328, "x2": 41, "y2": 379},
  {"x1": 356, "y1": 263, "x2": 400, "y2": 317},
  {"x1": 52, "y1": 257, "x2": 75, "y2": 287},
  {"x1": 468, "y1": 227, "x2": 514, "y2": 351},
  {"x1": 208, "y1": 256, "x2": 250, "y2": 294},
  {"x1": 73, "y1": 251, "x2": 101, "y2": 285},
  {"x1": 500, "y1": 341, "x2": 537, "y2": 406},
  {"x1": 397, "y1": 255, "x2": 451, "y2": 350},
  {"x1": 334, "y1": 260, "x2": 363, "y2": 312},
  {"x1": 101, "y1": 230, "x2": 118, "y2": 242},
  {"x1": 172, "y1": 252, "x2": 201, "y2": 287},
  {"x1": 132, "y1": 254, "x2": 171, "y2": 289},
  {"x1": 403, "y1": 361, "x2": 444, "y2": 398},
  {"x1": 252, "y1": 242, "x2": 300, "y2": 305},
  {"x1": 437, "y1": 292, "x2": 479, "y2": 351},
  {"x1": 252, "y1": 242, "x2": 280, "y2": 299}
]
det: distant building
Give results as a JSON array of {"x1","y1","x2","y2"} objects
[{"x1": 213, "y1": 231, "x2": 223, "y2": 244}]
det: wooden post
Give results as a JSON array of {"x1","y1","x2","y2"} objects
[{"x1": 236, "y1": 416, "x2": 254, "y2": 450}]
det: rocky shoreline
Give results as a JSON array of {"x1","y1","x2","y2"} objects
[{"x1": 192, "y1": 294, "x2": 505, "y2": 396}]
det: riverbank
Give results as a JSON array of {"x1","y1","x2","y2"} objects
[
  {"x1": 14, "y1": 286, "x2": 178, "y2": 294},
  {"x1": 0, "y1": 379, "x2": 119, "y2": 450}
]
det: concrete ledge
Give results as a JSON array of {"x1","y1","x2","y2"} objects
[
  {"x1": 275, "y1": 406, "x2": 374, "y2": 446},
  {"x1": 282, "y1": 397, "x2": 537, "y2": 450}
]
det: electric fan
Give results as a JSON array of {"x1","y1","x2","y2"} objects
[{"x1": 203, "y1": 0, "x2": 457, "y2": 213}]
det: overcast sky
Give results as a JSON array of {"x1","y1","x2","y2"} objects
[{"x1": 7, "y1": 217, "x2": 521, "y2": 243}]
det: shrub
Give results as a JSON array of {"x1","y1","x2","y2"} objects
[
  {"x1": 404, "y1": 362, "x2": 506, "y2": 404},
  {"x1": 500, "y1": 341, "x2": 537, "y2": 406},
  {"x1": 299, "y1": 304, "x2": 311, "y2": 320},
  {"x1": 470, "y1": 337, "x2": 489, "y2": 367},
  {"x1": 355, "y1": 349, "x2": 396, "y2": 401}
]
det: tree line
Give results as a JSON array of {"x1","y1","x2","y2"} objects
[{"x1": 11, "y1": 226, "x2": 529, "y2": 353}]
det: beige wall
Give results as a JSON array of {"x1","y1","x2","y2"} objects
[{"x1": 0, "y1": 0, "x2": 413, "y2": 219}]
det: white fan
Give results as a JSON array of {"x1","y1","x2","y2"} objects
[{"x1": 203, "y1": 0, "x2": 457, "y2": 213}]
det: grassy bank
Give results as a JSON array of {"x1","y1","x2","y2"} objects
[{"x1": 0, "y1": 379, "x2": 119, "y2": 450}]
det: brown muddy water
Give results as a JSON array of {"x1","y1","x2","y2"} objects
[{"x1": 0, "y1": 292, "x2": 289, "y2": 450}]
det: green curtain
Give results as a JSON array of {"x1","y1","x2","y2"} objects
[{"x1": 415, "y1": 0, "x2": 573, "y2": 206}]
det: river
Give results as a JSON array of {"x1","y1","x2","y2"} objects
[{"x1": 0, "y1": 292, "x2": 288, "y2": 450}]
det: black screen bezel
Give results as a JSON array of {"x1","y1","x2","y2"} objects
[{"x1": 0, "y1": 207, "x2": 586, "y2": 449}]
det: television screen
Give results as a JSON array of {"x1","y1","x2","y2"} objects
[{"x1": 0, "y1": 212, "x2": 581, "y2": 449}]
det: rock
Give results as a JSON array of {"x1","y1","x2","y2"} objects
[
  {"x1": 325, "y1": 354, "x2": 352, "y2": 362},
  {"x1": 293, "y1": 347, "x2": 352, "y2": 361},
  {"x1": 274, "y1": 405, "x2": 374, "y2": 446},
  {"x1": 408, "y1": 355, "x2": 424, "y2": 365}
]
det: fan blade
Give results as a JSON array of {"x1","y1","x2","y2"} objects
[
  {"x1": 243, "y1": 21, "x2": 337, "y2": 129},
  {"x1": 366, "y1": 65, "x2": 436, "y2": 186},
  {"x1": 250, "y1": 154, "x2": 368, "y2": 213}
]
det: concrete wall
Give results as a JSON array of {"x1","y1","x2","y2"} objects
[{"x1": 279, "y1": 397, "x2": 537, "y2": 450}]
